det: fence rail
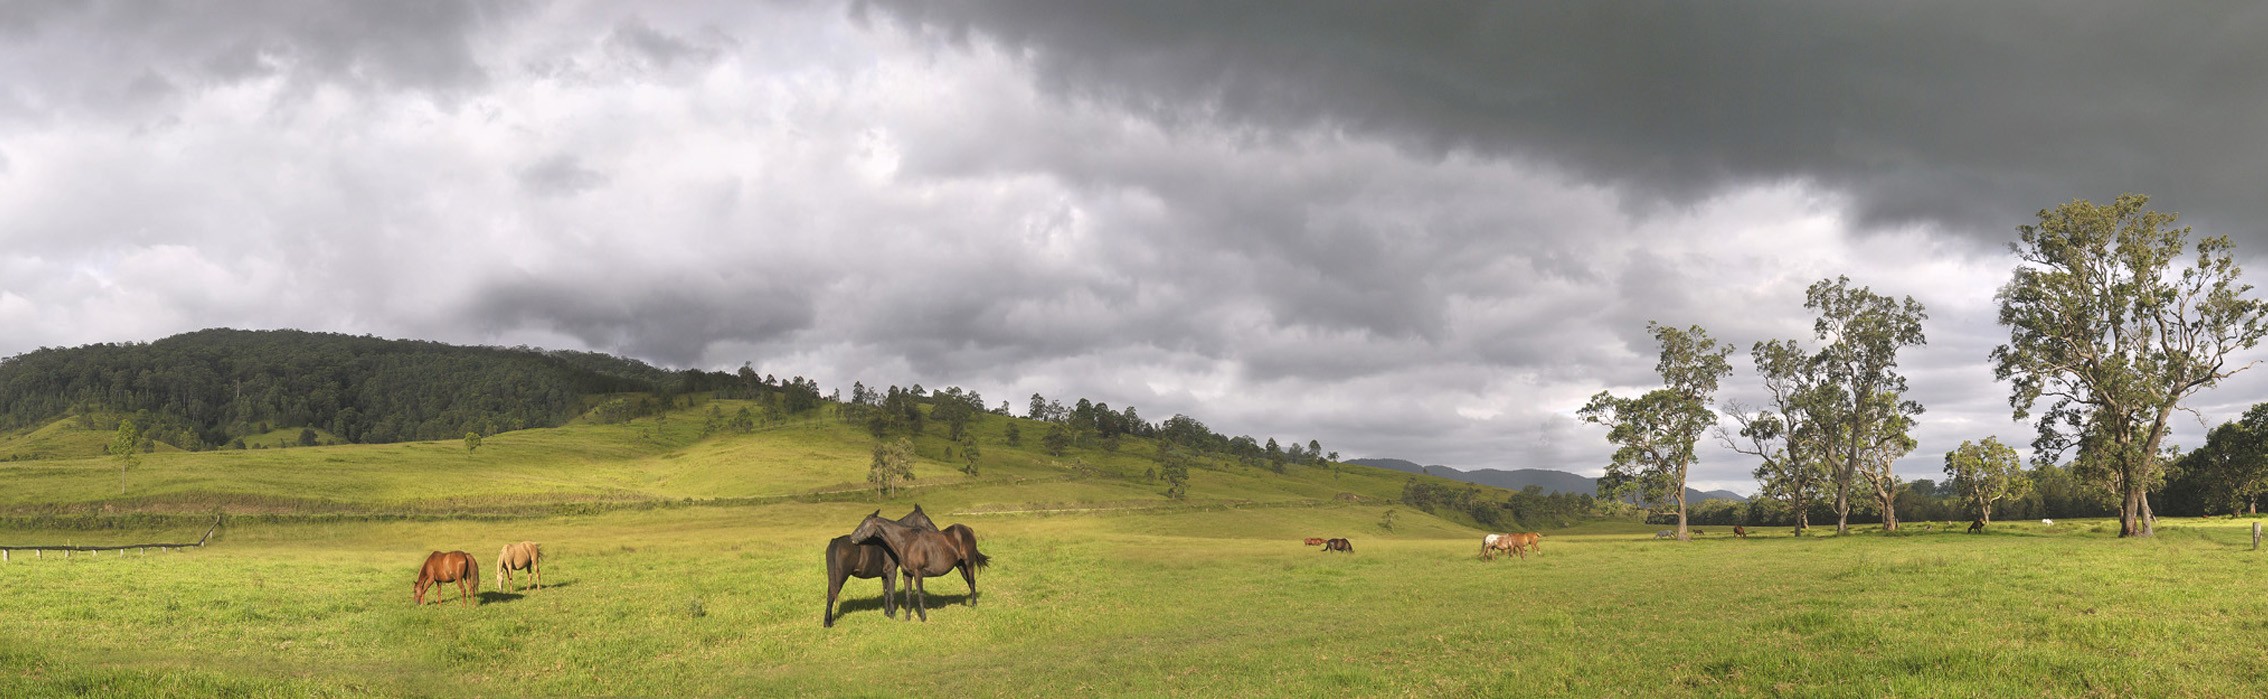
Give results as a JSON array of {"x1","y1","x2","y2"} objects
[{"x1": 1, "y1": 515, "x2": 221, "y2": 561}]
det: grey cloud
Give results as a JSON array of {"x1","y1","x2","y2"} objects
[
  {"x1": 518, "y1": 154, "x2": 610, "y2": 197},
  {"x1": 466, "y1": 272, "x2": 818, "y2": 368},
  {"x1": 860, "y1": 1, "x2": 2268, "y2": 243},
  {"x1": 607, "y1": 16, "x2": 727, "y2": 70}
]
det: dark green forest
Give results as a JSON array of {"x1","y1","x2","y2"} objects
[{"x1": 0, "y1": 328, "x2": 707, "y2": 448}]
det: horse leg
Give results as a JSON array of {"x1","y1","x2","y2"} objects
[
  {"x1": 912, "y1": 573, "x2": 928, "y2": 622},
  {"x1": 882, "y1": 568, "x2": 896, "y2": 619},
  {"x1": 825, "y1": 569, "x2": 845, "y2": 628},
  {"x1": 959, "y1": 561, "x2": 977, "y2": 607}
]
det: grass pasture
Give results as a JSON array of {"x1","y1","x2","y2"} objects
[{"x1": 4, "y1": 407, "x2": 2268, "y2": 696}]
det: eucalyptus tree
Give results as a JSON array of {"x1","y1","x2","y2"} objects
[
  {"x1": 1943, "y1": 436, "x2": 2029, "y2": 525},
  {"x1": 1993, "y1": 194, "x2": 2268, "y2": 537},
  {"x1": 1852, "y1": 391, "x2": 1919, "y2": 530},
  {"x1": 1720, "y1": 339, "x2": 1832, "y2": 535},
  {"x1": 1807, "y1": 276, "x2": 1928, "y2": 533},
  {"x1": 2176, "y1": 407, "x2": 2268, "y2": 516},
  {"x1": 1582, "y1": 322, "x2": 1733, "y2": 541}
]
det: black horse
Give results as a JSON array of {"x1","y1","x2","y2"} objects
[
  {"x1": 847, "y1": 513, "x2": 990, "y2": 622},
  {"x1": 1321, "y1": 538, "x2": 1353, "y2": 553},
  {"x1": 824, "y1": 506, "x2": 939, "y2": 628}
]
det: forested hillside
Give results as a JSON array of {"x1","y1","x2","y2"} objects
[{"x1": 0, "y1": 329, "x2": 683, "y2": 448}]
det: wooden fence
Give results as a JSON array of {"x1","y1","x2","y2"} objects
[{"x1": 0, "y1": 515, "x2": 222, "y2": 562}]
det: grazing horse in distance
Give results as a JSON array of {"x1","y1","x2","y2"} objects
[
  {"x1": 1654, "y1": 530, "x2": 1675, "y2": 539},
  {"x1": 495, "y1": 541, "x2": 542, "y2": 593},
  {"x1": 1321, "y1": 538, "x2": 1353, "y2": 553},
  {"x1": 415, "y1": 551, "x2": 479, "y2": 606},
  {"x1": 1306, "y1": 537, "x2": 1328, "y2": 547},
  {"x1": 847, "y1": 514, "x2": 990, "y2": 623},
  {"x1": 1478, "y1": 533, "x2": 1506, "y2": 560},
  {"x1": 1733, "y1": 525, "x2": 1748, "y2": 539},
  {"x1": 1968, "y1": 519, "x2": 1985, "y2": 533}
]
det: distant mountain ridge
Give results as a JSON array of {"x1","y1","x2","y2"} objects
[{"x1": 1349, "y1": 458, "x2": 1747, "y2": 503}]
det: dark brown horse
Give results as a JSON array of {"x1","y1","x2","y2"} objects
[
  {"x1": 1968, "y1": 519, "x2": 1985, "y2": 533},
  {"x1": 847, "y1": 514, "x2": 990, "y2": 622},
  {"x1": 415, "y1": 550, "x2": 479, "y2": 606},
  {"x1": 827, "y1": 506, "x2": 988, "y2": 626},
  {"x1": 1321, "y1": 538, "x2": 1353, "y2": 553},
  {"x1": 1733, "y1": 525, "x2": 1748, "y2": 539}
]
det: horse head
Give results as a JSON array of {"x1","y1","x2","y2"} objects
[{"x1": 848, "y1": 514, "x2": 891, "y2": 545}]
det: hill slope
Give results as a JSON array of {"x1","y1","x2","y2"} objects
[
  {"x1": 0, "y1": 328, "x2": 682, "y2": 448},
  {"x1": 1350, "y1": 458, "x2": 1748, "y2": 502}
]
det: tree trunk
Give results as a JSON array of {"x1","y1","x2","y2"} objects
[
  {"x1": 1833, "y1": 469, "x2": 1852, "y2": 535},
  {"x1": 2118, "y1": 483, "x2": 2141, "y2": 537},
  {"x1": 2139, "y1": 489, "x2": 2156, "y2": 536},
  {"x1": 1674, "y1": 480, "x2": 1690, "y2": 541}
]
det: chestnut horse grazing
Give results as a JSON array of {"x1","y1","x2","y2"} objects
[
  {"x1": 1305, "y1": 537, "x2": 1328, "y2": 546},
  {"x1": 1321, "y1": 538, "x2": 1353, "y2": 553},
  {"x1": 496, "y1": 541, "x2": 542, "y2": 593},
  {"x1": 415, "y1": 550, "x2": 479, "y2": 606},
  {"x1": 846, "y1": 513, "x2": 990, "y2": 623},
  {"x1": 1733, "y1": 525, "x2": 1748, "y2": 539}
]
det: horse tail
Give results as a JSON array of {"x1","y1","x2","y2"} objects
[{"x1": 965, "y1": 539, "x2": 990, "y2": 570}]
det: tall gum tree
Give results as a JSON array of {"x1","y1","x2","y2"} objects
[
  {"x1": 1582, "y1": 322, "x2": 1733, "y2": 542},
  {"x1": 1808, "y1": 276, "x2": 1927, "y2": 534},
  {"x1": 1720, "y1": 339, "x2": 1832, "y2": 536},
  {"x1": 1994, "y1": 194, "x2": 2268, "y2": 537}
]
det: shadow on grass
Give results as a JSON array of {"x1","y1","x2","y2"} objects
[
  {"x1": 832, "y1": 589, "x2": 977, "y2": 619},
  {"x1": 476, "y1": 579, "x2": 575, "y2": 605}
]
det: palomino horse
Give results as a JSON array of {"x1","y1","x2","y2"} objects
[
  {"x1": 847, "y1": 514, "x2": 991, "y2": 622},
  {"x1": 496, "y1": 541, "x2": 542, "y2": 593},
  {"x1": 415, "y1": 550, "x2": 479, "y2": 606},
  {"x1": 1320, "y1": 538, "x2": 1353, "y2": 553}
]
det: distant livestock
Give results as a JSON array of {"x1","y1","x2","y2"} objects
[
  {"x1": 1968, "y1": 520, "x2": 1985, "y2": 533},
  {"x1": 2041, "y1": 519, "x2": 2054, "y2": 526},
  {"x1": 1304, "y1": 537, "x2": 1327, "y2": 546},
  {"x1": 1732, "y1": 525, "x2": 1748, "y2": 539},
  {"x1": 1321, "y1": 538, "x2": 1353, "y2": 553},
  {"x1": 1654, "y1": 530, "x2": 1675, "y2": 539}
]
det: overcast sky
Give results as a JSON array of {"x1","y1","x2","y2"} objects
[{"x1": 7, "y1": 2, "x2": 2268, "y2": 492}]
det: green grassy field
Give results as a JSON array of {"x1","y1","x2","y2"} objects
[{"x1": 4, "y1": 405, "x2": 2268, "y2": 697}]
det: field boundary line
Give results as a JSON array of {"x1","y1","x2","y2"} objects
[{"x1": 0, "y1": 515, "x2": 221, "y2": 560}]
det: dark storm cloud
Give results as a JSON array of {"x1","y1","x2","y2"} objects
[
  {"x1": 860, "y1": 1, "x2": 2268, "y2": 241},
  {"x1": 466, "y1": 272, "x2": 819, "y2": 368}
]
